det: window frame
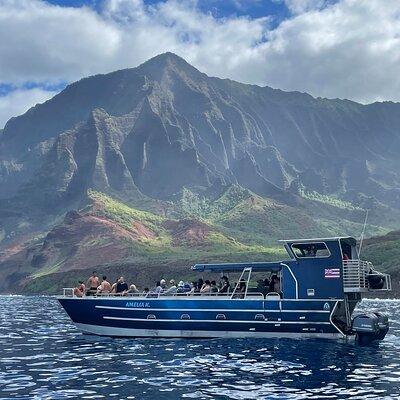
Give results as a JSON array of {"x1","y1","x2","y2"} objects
[{"x1": 290, "y1": 242, "x2": 331, "y2": 259}]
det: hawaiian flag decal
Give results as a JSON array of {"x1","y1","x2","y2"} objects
[{"x1": 325, "y1": 268, "x2": 340, "y2": 279}]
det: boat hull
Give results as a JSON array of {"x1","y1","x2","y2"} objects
[{"x1": 58, "y1": 297, "x2": 345, "y2": 340}]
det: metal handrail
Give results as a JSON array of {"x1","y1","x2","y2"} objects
[
  {"x1": 61, "y1": 288, "x2": 265, "y2": 299},
  {"x1": 342, "y1": 260, "x2": 391, "y2": 292}
]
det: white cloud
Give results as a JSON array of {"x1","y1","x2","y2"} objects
[
  {"x1": 284, "y1": 0, "x2": 329, "y2": 14},
  {"x1": 0, "y1": 88, "x2": 57, "y2": 128},
  {"x1": 0, "y1": 0, "x2": 400, "y2": 126}
]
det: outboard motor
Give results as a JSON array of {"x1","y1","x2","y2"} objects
[
  {"x1": 374, "y1": 312, "x2": 389, "y2": 340},
  {"x1": 352, "y1": 313, "x2": 389, "y2": 345}
]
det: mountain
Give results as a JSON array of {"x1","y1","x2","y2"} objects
[{"x1": 1, "y1": 52, "x2": 400, "y2": 293}]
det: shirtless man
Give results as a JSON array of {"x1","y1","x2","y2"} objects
[
  {"x1": 74, "y1": 281, "x2": 85, "y2": 297},
  {"x1": 97, "y1": 276, "x2": 112, "y2": 294},
  {"x1": 86, "y1": 271, "x2": 100, "y2": 295}
]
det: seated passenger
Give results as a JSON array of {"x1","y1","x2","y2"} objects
[
  {"x1": 115, "y1": 276, "x2": 129, "y2": 295},
  {"x1": 74, "y1": 281, "x2": 85, "y2": 297},
  {"x1": 257, "y1": 279, "x2": 268, "y2": 296},
  {"x1": 210, "y1": 280, "x2": 219, "y2": 294},
  {"x1": 188, "y1": 281, "x2": 197, "y2": 294},
  {"x1": 164, "y1": 279, "x2": 177, "y2": 295},
  {"x1": 219, "y1": 276, "x2": 231, "y2": 294},
  {"x1": 200, "y1": 280, "x2": 211, "y2": 293},
  {"x1": 110, "y1": 278, "x2": 119, "y2": 294},
  {"x1": 269, "y1": 274, "x2": 281, "y2": 296},
  {"x1": 97, "y1": 276, "x2": 112, "y2": 294},
  {"x1": 156, "y1": 279, "x2": 167, "y2": 294},
  {"x1": 176, "y1": 281, "x2": 186, "y2": 294},
  {"x1": 128, "y1": 284, "x2": 139, "y2": 294},
  {"x1": 196, "y1": 278, "x2": 204, "y2": 293},
  {"x1": 238, "y1": 280, "x2": 247, "y2": 298},
  {"x1": 143, "y1": 287, "x2": 150, "y2": 296},
  {"x1": 183, "y1": 282, "x2": 192, "y2": 293}
]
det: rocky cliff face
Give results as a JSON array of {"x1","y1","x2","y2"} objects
[{"x1": 1, "y1": 52, "x2": 400, "y2": 243}]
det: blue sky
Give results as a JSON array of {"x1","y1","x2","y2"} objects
[
  {"x1": 46, "y1": 0, "x2": 290, "y2": 19},
  {"x1": 0, "y1": 0, "x2": 399, "y2": 127}
]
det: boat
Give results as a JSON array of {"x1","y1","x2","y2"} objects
[{"x1": 58, "y1": 237, "x2": 391, "y2": 343}]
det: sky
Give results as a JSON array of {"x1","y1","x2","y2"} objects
[{"x1": 1, "y1": 0, "x2": 400, "y2": 128}]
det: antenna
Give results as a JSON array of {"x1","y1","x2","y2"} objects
[{"x1": 358, "y1": 209, "x2": 369, "y2": 258}]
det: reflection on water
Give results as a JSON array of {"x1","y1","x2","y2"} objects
[{"x1": 0, "y1": 297, "x2": 399, "y2": 399}]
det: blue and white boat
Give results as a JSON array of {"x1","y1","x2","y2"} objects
[{"x1": 58, "y1": 237, "x2": 391, "y2": 343}]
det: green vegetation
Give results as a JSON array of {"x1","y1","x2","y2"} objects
[
  {"x1": 362, "y1": 232, "x2": 400, "y2": 275},
  {"x1": 299, "y1": 189, "x2": 362, "y2": 211},
  {"x1": 7, "y1": 186, "x2": 399, "y2": 295}
]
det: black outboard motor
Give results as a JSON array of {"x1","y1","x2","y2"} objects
[
  {"x1": 352, "y1": 313, "x2": 389, "y2": 345},
  {"x1": 374, "y1": 312, "x2": 389, "y2": 340}
]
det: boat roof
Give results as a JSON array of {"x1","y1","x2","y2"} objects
[
  {"x1": 192, "y1": 262, "x2": 282, "y2": 273},
  {"x1": 279, "y1": 236, "x2": 357, "y2": 244}
]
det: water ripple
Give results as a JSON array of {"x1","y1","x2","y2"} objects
[{"x1": 0, "y1": 296, "x2": 400, "y2": 399}]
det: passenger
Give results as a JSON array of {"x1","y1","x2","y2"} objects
[
  {"x1": 143, "y1": 287, "x2": 150, "y2": 296},
  {"x1": 200, "y1": 280, "x2": 211, "y2": 294},
  {"x1": 210, "y1": 280, "x2": 219, "y2": 294},
  {"x1": 306, "y1": 245, "x2": 317, "y2": 257},
  {"x1": 156, "y1": 279, "x2": 166, "y2": 294},
  {"x1": 343, "y1": 252, "x2": 349, "y2": 261},
  {"x1": 238, "y1": 280, "x2": 247, "y2": 298},
  {"x1": 257, "y1": 279, "x2": 267, "y2": 296},
  {"x1": 153, "y1": 281, "x2": 161, "y2": 293},
  {"x1": 97, "y1": 276, "x2": 112, "y2": 294},
  {"x1": 188, "y1": 281, "x2": 197, "y2": 294},
  {"x1": 116, "y1": 276, "x2": 129, "y2": 295},
  {"x1": 86, "y1": 271, "x2": 100, "y2": 295},
  {"x1": 74, "y1": 281, "x2": 85, "y2": 297},
  {"x1": 176, "y1": 281, "x2": 186, "y2": 294},
  {"x1": 196, "y1": 278, "x2": 204, "y2": 293},
  {"x1": 164, "y1": 279, "x2": 177, "y2": 295},
  {"x1": 219, "y1": 276, "x2": 231, "y2": 294},
  {"x1": 128, "y1": 284, "x2": 139, "y2": 294},
  {"x1": 183, "y1": 282, "x2": 192, "y2": 293},
  {"x1": 110, "y1": 278, "x2": 119, "y2": 294},
  {"x1": 270, "y1": 274, "x2": 281, "y2": 293}
]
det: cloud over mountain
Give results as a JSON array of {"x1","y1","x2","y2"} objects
[{"x1": 1, "y1": 0, "x2": 400, "y2": 128}]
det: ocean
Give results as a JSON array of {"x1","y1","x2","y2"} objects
[{"x1": 0, "y1": 296, "x2": 399, "y2": 399}]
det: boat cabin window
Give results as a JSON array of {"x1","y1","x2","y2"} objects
[{"x1": 291, "y1": 242, "x2": 330, "y2": 258}]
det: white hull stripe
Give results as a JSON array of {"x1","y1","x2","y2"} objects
[
  {"x1": 74, "y1": 323, "x2": 343, "y2": 339},
  {"x1": 95, "y1": 305, "x2": 330, "y2": 313},
  {"x1": 102, "y1": 316, "x2": 331, "y2": 325}
]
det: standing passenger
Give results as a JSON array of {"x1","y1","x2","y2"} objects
[
  {"x1": 116, "y1": 276, "x2": 129, "y2": 295},
  {"x1": 97, "y1": 276, "x2": 111, "y2": 294},
  {"x1": 86, "y1": 271, "x2": 100, "y2": 295}
]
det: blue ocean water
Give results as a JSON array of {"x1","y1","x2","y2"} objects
[{"x1": 0, "y1": 297, "x2": 399, "y2": 399}]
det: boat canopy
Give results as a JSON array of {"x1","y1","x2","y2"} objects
[
  {"x1": 192, "y1": 261, "x2": 282, "y2": 273},
  {"x1": 279, "y1": 236, "x2": 357, "y2": 246}
]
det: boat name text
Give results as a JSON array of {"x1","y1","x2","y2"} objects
[{"x1": 125, "y1": 301, "x2": 150, "y2": 308}]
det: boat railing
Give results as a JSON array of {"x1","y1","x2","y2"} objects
[
  {"x1": 342, "y1": 259, "x2": 391, "y2": 292},
  {"x1": 61, "y1": 288, "x2": 265, "y2": 299}
]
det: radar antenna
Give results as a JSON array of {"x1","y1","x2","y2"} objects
[{"x1": 358, "y1": 209, "x2": 369, "y2": 259}]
